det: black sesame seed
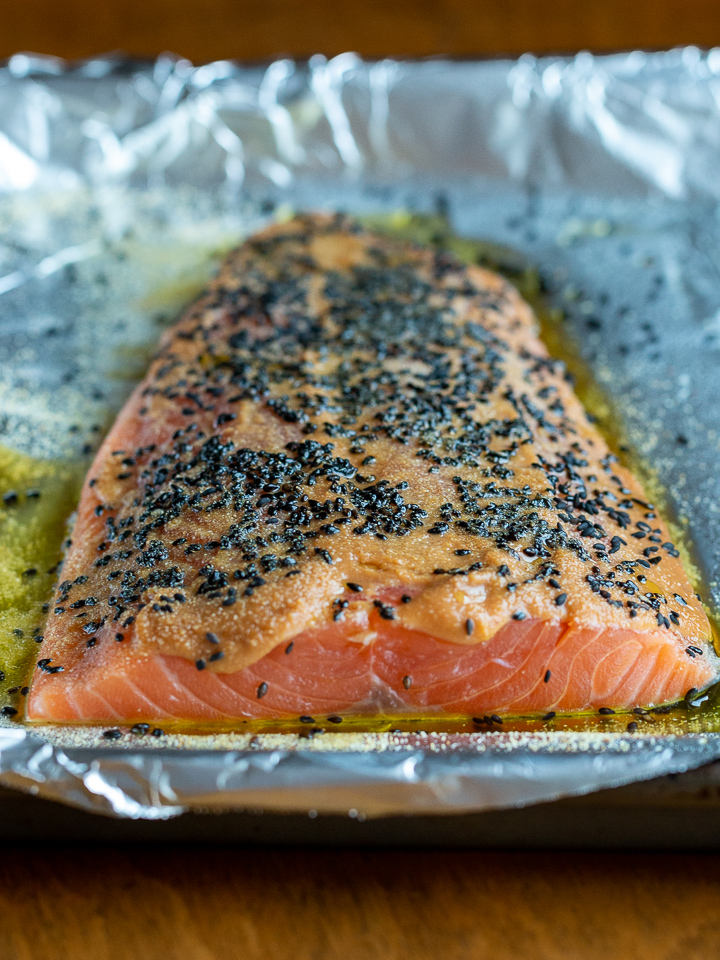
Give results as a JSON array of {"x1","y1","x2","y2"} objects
[
  {"x1": 626, "y1": 721, "x2": 639, "y2": 733},
  {"x1": 327, "y1": 715, "x2": 343, "y2": 723},
  {"x1": 347, "y1": 582, "x2": 363, "y2": 592},
  {"x1": 402, "y1": 675, "x2": 413, "y2": 689},
  {"x1": 598, "y1": 707, "x2": 615, "y2": 715},
  {"x1": 257, "y1": 682, "x2": 268, "y2": 698},
  {"x1": 206, "y1": 632, "x2": 220, "y2": 644},
  {"x1": 465, "y1": 618, "x2": 475, "y2": 636},
  {"x1": 542, "y1": 711, "x2": 556, "y2": 721},
  {"x1": 196, "y1": 659, "x2": 207, "y2": 671},
  {"x1": 285, "y1": 641, "x2": 295, "y2": 654},
  {"x1": 554, "y1": 593, "x2": 567, "y2": 606},
  {"x1": 543, "y1": 669, "x2": 551, "y2": 683},
  {"x1": 512, "y1": 611, "x2": 526, "y2": 620},
  {"x1": 102, "y1": 729, "x2": 122, "y2": 740}
]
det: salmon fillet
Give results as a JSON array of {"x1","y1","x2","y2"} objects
[{"x1": 26, "y1": 213, "x2": 716, "y2": 723}]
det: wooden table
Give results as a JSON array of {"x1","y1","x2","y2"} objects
[
  {"x1": 2, "y1": 3, "x2": 720, "y2": 957},
  {"x1": 0, "y1": 845, "x2": 717, "y2": 959},
  {"x1": 2, "y1": 0, "x2": 720, "y2": 62}
]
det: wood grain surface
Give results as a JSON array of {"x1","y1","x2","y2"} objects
[
  {"x1": 0, "y1": 846, "x2": 717, "y2": 960},
  {"x1": 2, "y1": 0, "x2": 720, "y2": 63}
]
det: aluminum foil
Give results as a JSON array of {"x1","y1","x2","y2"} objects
[{"x1": 2, "y1": 48, "x2": 720, "y2": 820}]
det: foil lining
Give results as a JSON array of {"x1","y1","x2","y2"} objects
[{"x1": 1, "y1": 48, "x2": 720, "y2": 819}]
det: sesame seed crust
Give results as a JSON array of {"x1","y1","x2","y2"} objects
[{"x1": 36, "y1": 213, "x2": 711, "y2": 678}]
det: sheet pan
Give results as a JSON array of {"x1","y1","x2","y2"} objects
[{"x1": 1, "y1": 49, "x2": 720, "y2": 819}]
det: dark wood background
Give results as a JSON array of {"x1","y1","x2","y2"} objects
[
  {"x1": 3, "y1": 846, "x2": 720, "y2": 959},
  {"x1": 3, "y1": 0, "x2": 720, "y2": 62},
  {"x1": 3, "y1": 2, "x2": 720, "y2": 958}
]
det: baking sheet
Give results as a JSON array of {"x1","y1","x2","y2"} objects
[
  {"x1": 5, "y1": 763, "x2": 720, "y2": 847},
  {"x1": 1, "y1": 49, "x2": 720, "y2": 820}
]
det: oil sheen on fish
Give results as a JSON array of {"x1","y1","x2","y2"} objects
[{"x1": 26, "y1": 214, "x2": 717, "y2": 723}]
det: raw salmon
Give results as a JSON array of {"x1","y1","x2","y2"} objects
[{"x1": 26, "y1": 214, "x2": 717, "y2": 723}]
